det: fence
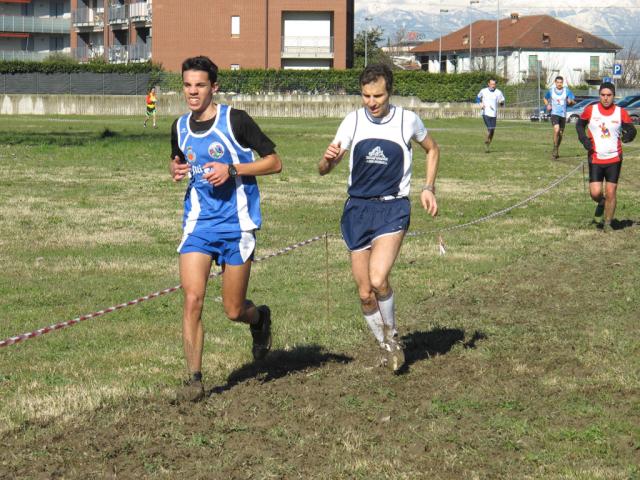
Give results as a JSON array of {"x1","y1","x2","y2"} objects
[
  {"x1": 0, "y1": 92, "x2": 537, "y2": 119},
  {"x1": 0, "y1": 73, "x2": 152, "y2": 95}
]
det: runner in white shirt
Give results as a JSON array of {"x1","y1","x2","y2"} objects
[
  {"x1": 476, "y1": 78, "x2": 505, "y2": 152},
  {"x1": 318, "y1": 64, "x2": 440, "y2": 372}
]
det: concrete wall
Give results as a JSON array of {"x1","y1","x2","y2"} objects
[{"x1": 0, "y1": 93, "x2": 534, "y2": 119}]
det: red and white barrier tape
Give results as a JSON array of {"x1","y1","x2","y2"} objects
[
  {"x1": 0, "y1": 234, "x2": 325, "y2": 348},
  {"x1": 0, "y1": 161, "x2": 584, "y2": 349}
]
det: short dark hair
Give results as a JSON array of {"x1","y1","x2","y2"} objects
[
  {"x1": 555, "y1": 75, "x2": 564, "y2": 82},
  {"x1": 488, "y1": 78, "x2": 497, "y2": 83},
  {"x1": 181, "y1": 56, "x2": 218, "y2": 83},
  {"x1": 599, "y1": 82, "x2": 615, "y2": 95},
  {"x1": 359, "y1": 64, "x2": 393, "y2": 94}
]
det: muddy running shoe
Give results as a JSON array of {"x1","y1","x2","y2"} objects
[
  {"x1": 602, "y1": 222, "x2": 613, "y2": 233},
  {"x1": 380, "y1": 336, "x2": 405, "y2": 373},
  {"x1": 551, "y1": 146, "x2": 559, "y2": 160},
  {"x1": 251, "y1": 305, "x2": 272, "y2": 361},
  {"x1": 174, "y1": 378, "x2": 205, "y2": 403},
  {"x1": 593, "y1": 198, "x2": 605, "y2": 220}
]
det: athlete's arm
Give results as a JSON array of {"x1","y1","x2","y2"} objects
[
  {"x1": 621, "y1": 109, "x2": 637, "y2": 143},
  {"x1": 575, "y1": 107, "x2": 593, "y2": 151},
  {"x1": 169, "y1": 118, "x2": 189, "y2": 182},
  {"x1": 417, "y1": 133, "x2": 439, "y2": 217},
  {"x1": 202, "y1": 110, "x2": 282, "y2": 186},
  {"x1": 318, "y1": 141, "x2": 346, "y2": 175}
]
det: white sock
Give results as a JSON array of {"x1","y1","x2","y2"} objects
[
  {"x1": 377, "y1": 291, "x2": 396, "y2": 338},
  {"x1": 363, "y1": 310, "x2": 385, "y2": 344}
]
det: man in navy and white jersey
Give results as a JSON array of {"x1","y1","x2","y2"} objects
[
  {"x1": 544, "y1": 75, "x2": 575, "y2": 159},
  {"x1": 476, "y1": 78, "x2": 505, "y2": 152},
  {"x1": 169, "y1": 56, "x2": 282, "y2": 402},
  {"x1": 319, "y1": 64, "x2": 440, "y2": 372}
]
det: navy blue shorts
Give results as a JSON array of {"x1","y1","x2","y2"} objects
[
  {"x1": 482, "y1": 115, "x2": 497, "y2": 131},
  {"x1": 550, "y1": 114, "x2": 566, "y2": 129},
  {"x1": 340, "y1": 197, "x2": 410, "y2": 251}
]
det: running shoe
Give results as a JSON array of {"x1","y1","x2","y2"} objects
[
  {"x1": 602, "y1": 222, "x2": 613, "y2": 233},
  {"x1": 380, "y1": 335, "x2": 405, "y2": 373},
  {"x1": 174, "y1": 378, "x2": 205, "y2": 403},
  {"x1": 251, "y1": 305, "x2": 272, "y2": 361},
  {"x1": 594, "y1": 198, "x2": 605, "y2": 219},
  {"x1": 551, "y1": 145, "x2": 559, "y2": 160},
  {"x1": 484, "y1": 141, "x2": 490, "y2": 153}
]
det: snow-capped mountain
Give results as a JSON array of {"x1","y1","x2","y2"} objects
[{"x1": 355, "y1": 1, "x2": 639, "y2": 51}]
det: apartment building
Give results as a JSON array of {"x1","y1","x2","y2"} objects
[
  {"x1": 151, "y1": 0, "x2": 353, "y2": 71},
  {"x1": 2, "y1": 0, "x2": 353, "y2": 70},
  {"x1": 0, "y1": 0, "x2": 70, "y2": 61},
  {"x1": 71, "y1": 0, "x2": 151, "y2": 63}
]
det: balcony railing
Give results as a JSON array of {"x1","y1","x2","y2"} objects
[
  {"x1": 0, "y1": 15, "x2": 70, "y2": 34},
  {"x1": 0, "y1": 49, "x2": 49, "y2": 61},
  {"x1": 129, "y1": 2, "x2": 151, "y2": 23},
  {"x1": 73, "y1": 8, "x2": 104, "y2": 28},
  {"x1": 108, "y1": 5, "x2": 127, "y2": 25},
  {"x1": 108, "y1": 44, "x2": 151, "y2": 63},
  {"x1": 281, "y1": 36, "x2": 333, "y2": 58},
  {"x1": 72, "y1": 45, "x2": 105, "y2": 63}
]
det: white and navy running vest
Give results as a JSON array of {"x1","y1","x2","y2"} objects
[
  {"x1": 177, "y1": 104, "x2": 261, "y2": 234},
  {"x1": 347, "y1": 106, "x2": 414, "y2": 198}
]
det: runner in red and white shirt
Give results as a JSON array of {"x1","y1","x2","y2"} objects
[{"x1": 576, "y1": 82, "x2": 636, "y2": 231}]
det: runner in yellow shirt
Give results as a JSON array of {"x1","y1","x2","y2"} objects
[{"x1": 144, "y1": 87, "x2": 157, "y2": 128}]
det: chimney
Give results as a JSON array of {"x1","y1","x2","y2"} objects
[{"x1": 510, "y1": 13, "x2": 519, "y2": 23}]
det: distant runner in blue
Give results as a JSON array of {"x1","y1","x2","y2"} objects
[
  {"x1": 476, "y1": 78, "x2": 505, "y2": 153},
  {"x1": 169, "y1": 56, "x2": 282, "y2": 403},
  {"x1": 544, "y1": 75, "x2": 576, "y2": 160}
]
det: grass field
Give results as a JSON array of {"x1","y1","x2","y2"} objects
[{"x1": 0, "y1": 114, "x2": 639, "y2": 479}]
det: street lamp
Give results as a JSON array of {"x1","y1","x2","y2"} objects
[
  {"x1": 364, "y1": 16, "x2": 372, "y2": 67},
  {"x1": 438, "y1": 9, "x2": 448, "y2": 74},
  {"x1": 495, "y1": 0, "x2": 500, "y2": 74},
  {"x1": 469, "y1": 0, "x2": 479, "y2": 72}
]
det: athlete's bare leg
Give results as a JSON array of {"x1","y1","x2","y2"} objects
[
  {"x1": 221, "y1": 260, "x2": 259, "y2": 325},
  {"x1": 351, "y1": 232, "x2": 405, "y2": 311},
  {"x1": 179, "y1": 252, "x2": 213, "y2": 375},
  {"x1": 603, "y1": 181, "x2": 618, "y2": 225}
]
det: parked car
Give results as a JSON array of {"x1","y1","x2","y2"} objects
[
  {"x1": 617, "y1": 95, "x2": 640, "y2": 108},
  {"x1": 566, "y1": 98, "x2": 599, "y2": 123},
  {"x1": 530, "y1": 107, "x2": 550, "y2": 122},
  {"x1": 625, "y1": 104, "x2": 640, "y2": 124}
]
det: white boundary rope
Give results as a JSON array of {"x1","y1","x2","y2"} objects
[
  {"x1": 0, "y1": 161, "x2": 584, "y2": 349},
  {"x1": 0, "y1": 235, "x2": 324, "y2": 348},
  {"x1": 407, "y1": 160, "x2": 585, "y2": 237}
]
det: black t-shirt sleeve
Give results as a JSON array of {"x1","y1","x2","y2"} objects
[
  {"x1": 170, "y1": 118, "x2": 185, "y2": 162},
  {"x1": 230, "y1": 109, "x2": 276, "y2": 157}
]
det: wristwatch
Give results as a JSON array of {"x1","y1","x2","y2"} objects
[{"x1": 228, "y1": 164, "x2": 238, "y2": 179}]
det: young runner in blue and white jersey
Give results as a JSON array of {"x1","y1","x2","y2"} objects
[
  {"x1": 169, "y1": 56, "x2": 282, "y2": 402},
  {"x1": 319, "y1": 64, "x2": 440, "y2": 373},
  {"x1": 544, "y1": 75, "x2": 576, "y2": 159},
  {"x1": 476, "y1": 78, "x2": 505, "y2": 152}
]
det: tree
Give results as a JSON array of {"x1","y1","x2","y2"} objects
[{"x1": 353, "y1": 26, "x2": 392, "y2": 69}]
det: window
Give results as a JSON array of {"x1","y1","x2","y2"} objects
[
  {"x1": 462, "y1": 34, "x2": 469, "y2": 46},
  {"x1": 528, "y1": 54, "x2": 538, "y2": 76},
  {"x1": 542, "y1": 32, "x2": 550, "y2": 44},
  {"x1": 231, "y1": 16, "x2": 240, "y2": 37},
  {"x1": 231, "y1": 64, "x2": 240, "y2": 70},
  {"x1": 590, "y1": 56, "x2": 599, "y2": 76}
]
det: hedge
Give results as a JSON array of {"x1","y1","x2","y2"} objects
[
  {"x1": 160, "y1": 69, "x2": 507, "y2": 103},
  {"x1": 0, "y1": 59, "x2": 161, "y2": 75}
]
